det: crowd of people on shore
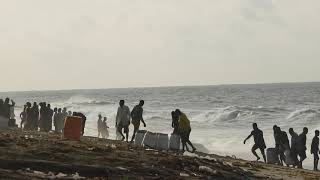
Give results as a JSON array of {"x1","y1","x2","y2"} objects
[
  {"x1": 244, "y1": 123, "x2": 319, "y2": 171},
  {"x1": 2, "y1": 97, "x2": 318, "y2": 171},
  {"x1": 113, "y1": 100, "x2": 196, "y2": 153}
]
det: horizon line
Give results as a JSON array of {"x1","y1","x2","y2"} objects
[{"x1": 0, "y1": 81, "x2": 319, "y2": 94}]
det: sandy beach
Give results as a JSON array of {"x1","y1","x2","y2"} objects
[{"x1": 0, "y1": 129, "x2": 318, "y2": 179}]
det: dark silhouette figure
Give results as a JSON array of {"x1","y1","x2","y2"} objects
[
  {"x1": 311, "y1": 130, "x2": 320, "y2": 171},
  {"x1": 297, "y1": 127, "x2": 308, "y2": 169},
  {"x1": 55, "y1": 108, "x2": 63, "y2": 133},
  {"x1": 171, "y1": 111, "x2": 179, "y2": 134},
  {"x1": 31, "y1": 102, "x2": 39, "y2": 130},
  {"x1": 45, "y1": 104, "x2": 54, "y2": 132},
  {"x1": 244, "y1": 123, "x2": 267, "y2": 163},
  {"x1": 289, "y1": 128, "x2": 299, "y2": 167},
  {"x1": 3, "y1": 98, "x2": 15, "y2": 119},
  {"x1": 0, "y1": 99, "x2": 4, "y2": 117},
  {"x1": 130, "y1": 100, "x2": 146, "y2": 143},
  {"x1": 24, "y1": 102, "x2": 32, "y2": 130},
  {"x1": 116, "y1": 100, "x2": 131, "y2": 142},
  {"x1": 39, "y1": 102, "x2": 47, "y2": 131},
  {"x1": 176, "y1": 109, "x2": 196, "y2": 153}
]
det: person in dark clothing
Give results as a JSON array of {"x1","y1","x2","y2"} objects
[
  {"x1": 171, "y1": 111, "x2": 179, "y2": 134},
  {"x1": 45, "y1": 104, "x2": 54, "y2": 132},
  {"x1": 289, "y1": 128, "x2": 299, "y2": 167},
  {"x1": 39, "y1": 102, "x2": 47, "y2": 131},
  {"x1": 273, "y1": 125, "x2": 285, "y2": 165},
  {"x1": 278, "y1": 126, "x2": 290, "y2": 166},
  {"x1": 130, "y1": 100, "x2": 146, "y2": 143},
  {"x1": 31, "y1": 102, "x2": 39, "y2": 130},
  {"x1": 0, "y1": 99, "x2": 4, "y2": 117},
  {"x1": 244, "y1": 123, "x2": 267, "y2": 163},
  {"x1": 297, "y1": 127, "x2": 308, "y2": 169},
  {"x1": 3, "y1": 98, "x2": 15, "y2": 119},
  {"x1": 73, "y1": 112, "x2": 86, "y2": 136},
  {"x1": 311, "y1": 130, "x2": 319, "y2": 171}
]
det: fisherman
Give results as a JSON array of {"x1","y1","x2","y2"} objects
[
  {"x1": 171, "y1": 111, "x2": 179, "y2": 134},
  {"x1": 278, "y1": 126, "x2": 290, "y2": 166},
  {"x1": 130, "y1": 100, "x2": 146, "y2": 143},
  {"x1": 244, "y1": 123, "x2": 267, "y2": 163},
  {"x1": 176, "y1": 109, "x2": 196, "y2": 153},
  {"x1": 289, "y1": 128, "x2": 299, "y2": 167},
  {"x1": 116, "y1": 100, "x2": 131, "y2": 142},
  {"x1": 97, "y1": 114, "x2": 103, "y2": 138},
  {"x1": 297, "y1": 127, "x2": 308, "y2": 169},
  {"x1": 311, "y1": 130, "x2": 319, "y2": 171},
  {"x1": 0, "y1": 99, "x2": 4, "y2": 117}
]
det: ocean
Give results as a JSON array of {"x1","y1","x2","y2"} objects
[{"x1": 1, "y1": 82, "x2": 319, "y2": 169}]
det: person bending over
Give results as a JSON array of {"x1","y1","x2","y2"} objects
[
  {"x1": 244, "y1": 123, "x2": 267, "y2": 163},
  {"x1": 176, "y1": 109, "x2": 196, "y2": 153}
]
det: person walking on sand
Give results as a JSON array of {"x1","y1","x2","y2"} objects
[
  {"x1": 130, "y1": 100, "x2": 146, "y2": 143},
  {"x1": 97, "y1": 114, "x2": 103, "y2": 138},
  {"x1": 311, "y1": 130, "x2": 319, "y2": 171},
  {"x1": 20, "y1": 105, "x2": 27, "y2": 129},
  {"x1": 297, "y1": 127, "x2": 308, "y2": 169},
  {"x1": 176, "y1": 109, "x2": 196, "y2": 153},
  {"x1": 289, "y1": 128, "x2": 299, "y2": 167},
  {"x1": 244, "y1": 123, "x2": 267, "y2": 163},
  {"x1": 116, "y1": 100, "x2": 131, "y2": 142}
]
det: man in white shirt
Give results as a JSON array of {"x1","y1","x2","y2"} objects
[{"x1": 116, "y1": 100, "x2": 131, "y2": 142}]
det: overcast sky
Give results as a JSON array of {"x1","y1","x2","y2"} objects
[{"x1": 0, "y1": 0, "x2": 319, "y2": 91}]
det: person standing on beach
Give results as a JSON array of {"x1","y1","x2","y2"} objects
[
  {"x1": 97, "y1": 114, "x2": 103, "y2": 138},
  {"x1": 130, "y1": 100, "x2": 146, "y2": 143},
  {"x1": 116, "y1": 100, "x2": 131, "y2": 142},
  {"x1": 176, "y1": 109, "x2": 196, "y2": 153},
  {"x1": 171, "y1": 111, "x2": 179, "y2": 134},
  {"x1": 20, "y1": 105, "x2": 27, "y2": 128},
  {"x1": 53, "y1": 108, "x2": 58, "y2": 132},
  {"x1": 55, "y1": 108, "x2": 63, "y2": 133},
  {"x1": 45, "y1": 104, "x2": 54, "y2": 132},
  {"x1": 311, "y1": 130, "x2": 319, "y2": 171},
  {"x1": 289, "y1": 128, "x2": 299, "y2": 167},
  {"x1": 244, "y1": 123, "x2": 267, "y2": 163},
  {"x1": 31, "y1": 102, "x2": 39, "y2": 130},
  {"x1": 3, "y1": 98, "x2": 15, "y2": 120},
  {"x1": 297, "y1": 127, "x2": 308, "y2": 169}
]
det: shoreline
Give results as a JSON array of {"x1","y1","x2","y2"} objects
[{"x1": 0, "y1": 129, "x2": 319, "y2": 179}]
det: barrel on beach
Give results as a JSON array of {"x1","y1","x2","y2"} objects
[
  {"x1": 134, "y1": 130, "x2": 147, "y2": 146},
  {"x1": 266, "y1": 148, "x2": 280, "y2": 164},
  {"x1": 156, "y1": 133, "x2": 169, "y2": 150},
  {"x1": 64, "y1": 116, "x2": 82, "y2": 140},
  {"x1": 169, "y1": 134, "x2": 181, "y2": 151}
]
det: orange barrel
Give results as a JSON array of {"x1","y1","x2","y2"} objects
[{"x1": 64, "y1": 116, "x2": 82, "y2": 140}]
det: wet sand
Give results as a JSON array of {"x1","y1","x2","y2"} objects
[{"x1": 0, "y1": 129, "x2": 319, "y2": 179}]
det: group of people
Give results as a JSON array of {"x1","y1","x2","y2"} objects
[
  {"x1": 114, "y1": 99, "x2": 197, "y2": 153},
  {"x1": 115, "y1": 100, "x2": 146, "y2": 143},
  {"x1": 20, "y1": 101, "x2": 87, "y2": 135},
  {"x1": 244, "y1": 123, "x2": 319, "y2": 171},
  {"x1": 97, "y1": 114, "x2": 109, "y2": 139}
]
